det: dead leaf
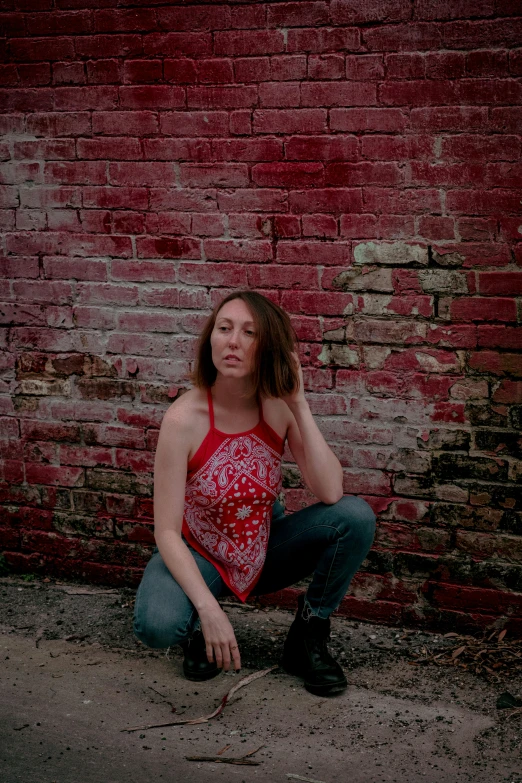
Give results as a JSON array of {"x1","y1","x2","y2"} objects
[
  {"x1": 451, "y1": 645, "x2": 466, "y2": 659},
  {"x1": 498, "y1": 629, "x2": 507, "y2": 642}
]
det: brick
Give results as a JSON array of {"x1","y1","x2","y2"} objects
[
  {"x1": 0, "y1": 257, "x2": 39, "y2": 279},
  {"x1": 160, "y1": 111, "x2": 228, "y2": 137},
  {"x1": 478, "y1": 326, "x2": 522, "y2": 350},
  {"x1": 448, "y1": 189, "x2": 521, "y2": 216},
  {"x1": 285, "y1": 135, "x2": 358, "y2": 162},
  {"x1": 253, "y1": 108, "x2": 327, "y2": 134},
  {"x1": 178, "y1": 262, "x2": 248, "y2": 288},
  {"x1": 330, "y1": 107, "x2": 406, "y2": 132},
  {"x1": 213, "y1": 138, "x2": 283, "y2": 162},
  {"x1": 302, "y1": 81, "x2": 377, "y2": 107},
  {"x1": 289, "y1": 188, "x2": 362, "y2": 214},
  {"x1": 458, "y1": 218, "x2": 497, "y2": 241},
  {"x1": 230, "y1": 5, "x2": 266, "y2": 28},
  {"x1": 157, "y1": 5, "x2": 230, "y2": 31},
  {"x1": 54, "y1": 86, "x2": 118, "y2": 111},
  {"x1": 386, "y1": 53, "x2": 426, "y2": 79},
  {"x1": 411, "y1": 106, "x2": 486, "y2": 130},
  {"x1": 145, "y1": 212, "x2": 191, "y2": 236},
  {"x1": 143, "y1": 32, "x2": 211, "y2": 58},
  {"x1": 217, "y1": 189, "x2": 287, "y2": 212},
  {"x1": 247, "y1": 264, "x2": 318, "y2": 290},
  {"x1": 277, "y1": 241, "x2": 349, "y2": 266},
  {"x1": 136, "y1": 237, "x2": 200, "y2": 260},
  {"x1": 270, "y1": 55, "x2": 308, "y2": 81},
  {"x1": 468, "y1": 351, "x2": 522, "y2": 377},
  {"x1": 418, "y1": 216, "x2": 455, "y2": 240},
  {"x1": 491, "y1": 107, "x2": 522, "y2": 134},
  {"x1": 331, "y1": 0, "x2": 411, "y2": 23},
  {"x1": 492, "y1": 381, "x2": 522, "y2": 404},
  {"x1": 229, "y1": 110, "x2": 252, "y2": 135},
  {"x1": 478, "y1": 273, "x2": 522, "y2": 296},
  {"x1": 44, "y1": 162, "x2": 106, "y2": 186},
  {"x1": 109, "y1": 162, "x2": 176, "y2": 187},
  {"x1": 273, "y1": 215, "x2": 300, "y2": 238},
  {"x1": 252, "y1": 163, "x2": 324, "y2": 188},
  {"x1": 143, "y1": 138, "x2": 210, "y2": 162},
  {"x1": 196, "y1": 59, "x2": 234, "y2": 84},
  {"x1": 487, "y1": 164, "x2": 522, "y2": 189},
  {"x1": 303, "y1": 214, "x2": 338, "y2": 238},
  {"x1": 83, "y1": 187, "x2": 148, "y2": 210},
  {"x1": 26, "y1": 464, "x2": 84, "y2": 488},
  {"x1": 227, "y1": 213, "x2": 272, "y2": 239},
  {"x1": 203, "y1": 239, "x2": 272, "y2": 263},
  {"x1": 93, "y1": 110, "x2": 158, "y2": 136},
  {"x1": 76, "y1": 283, "x2": 139, "y2": 304},
  {"x1": 287, "y1": 27, "x2": 360, "y2": 53},
  {"x1": 466, "y1": 49, "x2": 509, "y2": 77},
  {"x1": 326, "y1": 162, "x2": 402, "y2": 186},
  {"x1": 150, "y1": 188, "x2": 218, "y2": 212},
  {"x1": 308, "y1": 54, "x2": 345, "y2": 80},
  {"x1": 123, "y1": 59, "x2": 163, "y2": 84},
  {"x1": 214, "y1": 30, "x2": 284, "y2": 56},
  {"x1": 346, "y1": 54, "x2": 385, "y2": 80},
  {"x1": 0, "y1": 88, "x2": 54, "y2": 113},
  {"x1": 180, "y1": 163, "x2": 249, "y2": 188},
  {"x1": 9, "y1": 36, "x2": 75, "y2": 61},
  {"x1": 94, "y1": 8, "x2": 156, "y2": 33},
  {"x1": 425, "y1": 51, "x2": 465, "y2": 79},
  {"x1": 441, "y1": 134, "x2": 520, "y2": 162},
  {"x1": 119, "y1": 85, "x2": 185, "y2": 110},
  {"x1": 77, "y1": 138, "x2": 142, "y2": 161},
  {"x1": 52, "y1": 61, "x2": 85, "y2": 86},
  {"x1": 187, "y1": 85, "x2": 257, "y2": 109},
  {"x1": 259, "y1": 81, "x2": 300, "y2": 108},
  {"x1": 234, "y1": 57, "x2": 270, "y2": 83},
  {"x1": 163, "y1": 58, "x2": 197, "y2": 84},
  {"x1": 86, "y1": 59, "x2": 120, "y2": 85},
  {"x1": 439, "y1": 297, "x2": 517, "y2": 322},
  {"x1": 7, "y1": 232, "x2": 132, "y2": 258},
  {"x1": 14, "y1": 140, "x2": 75, "y2": 160},
  {"x1": 281, "y1": 290, "x2": 352, "y2": 316}
]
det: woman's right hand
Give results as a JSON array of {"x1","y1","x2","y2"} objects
[{"x1": 198, "y1": 604, "x2": 241, "y2": 672}]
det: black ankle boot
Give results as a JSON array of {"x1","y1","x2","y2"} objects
[
  {"x1": 281, "y1": 595, "x2": 347, "y2": 696},
  {"x1": 181, "y1": 630, "x2": 221, "y2": 682}
]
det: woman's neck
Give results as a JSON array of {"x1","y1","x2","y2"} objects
[{"x1": 211, "y1": 374, "x2": 258, "y2": 412}]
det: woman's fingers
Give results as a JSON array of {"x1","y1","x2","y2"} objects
[{"x1": 231, "y1": 642, "x2": 241, "y2": 672}]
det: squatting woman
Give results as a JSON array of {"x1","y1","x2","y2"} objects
[{"x1": 134, "y1": 290, "x2": 376, "y2": 696}]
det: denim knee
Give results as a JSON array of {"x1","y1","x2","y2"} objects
[{"x1": 330, "y1": 495, "x2": 376, "y2": 552}]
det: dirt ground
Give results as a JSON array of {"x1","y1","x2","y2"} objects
[{"x1": 1, "y1": 576, "x2": 521, "y2": 783}]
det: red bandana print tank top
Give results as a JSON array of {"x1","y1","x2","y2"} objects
[{"x1": 182, "y1": 389, "x2": 284, "y2": 601}]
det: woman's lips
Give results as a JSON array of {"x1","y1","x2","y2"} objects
[{"x1": 224, "y1": 355, "x2": 241, "y2": 362}]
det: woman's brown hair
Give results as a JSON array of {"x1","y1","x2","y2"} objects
[{"x1": 192, "y1": 290, "x2": 300, "y2": 398}]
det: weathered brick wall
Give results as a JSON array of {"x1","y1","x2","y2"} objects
[{"x1": 1, "y1": 1, "x2": 521, "y2": 633}]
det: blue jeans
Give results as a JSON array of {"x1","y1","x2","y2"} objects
[{"x1": 134, "y1": 495, "x2": 376, "y2": 649}]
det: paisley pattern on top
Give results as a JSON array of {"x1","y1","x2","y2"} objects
[{"x1": 182, "y1": 391, "x2": 284, "y2": 601}]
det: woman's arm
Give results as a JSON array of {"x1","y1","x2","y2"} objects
[
  {"x1": 282, "y1": 356, "x2": 344, "y2": 505},
  {"x1": 153, "y1": 404, "x2": 241, "y2": 671}
]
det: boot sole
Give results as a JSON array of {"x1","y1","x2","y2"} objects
[
  {"x1": 281, "y1": 659, "x2": 347, "y2": 696},
  {"x1": 183, "y1": 664, "x2": 222, "y2": 682}
]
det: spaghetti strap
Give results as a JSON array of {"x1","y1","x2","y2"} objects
[{"x1": 207, "y1": 388, "x2": 215, "y2": 429}]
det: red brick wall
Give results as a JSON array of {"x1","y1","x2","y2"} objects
[{"x1": 1, "y1": 1, "x2": 521, "y2": 633}]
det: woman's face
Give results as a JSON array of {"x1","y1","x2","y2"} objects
[{"x1": 210, "y1": 299, "x2": 257, "y2": 380}]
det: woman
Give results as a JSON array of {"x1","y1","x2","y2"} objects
[{"x1": 134, "y1": 291, "x2": 376, "y2": 696}]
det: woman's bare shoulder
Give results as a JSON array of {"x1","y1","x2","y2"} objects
[{"x1": 161, "y1": 388, "x2": 207, "y2": 430}]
